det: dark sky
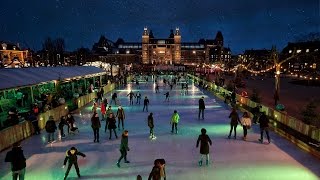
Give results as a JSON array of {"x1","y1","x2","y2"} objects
[{"x1": 0, "y1": 0, "x2": 319, "y2": 53}]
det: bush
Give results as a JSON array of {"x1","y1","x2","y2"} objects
[
  {"x1": 250, "y1": 88, "x2": 261, "y2": 103},
  {"x1": 301, "y1": 101, "x2": 319, "y2": 126}
]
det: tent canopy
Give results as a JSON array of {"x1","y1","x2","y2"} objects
[{"x1": 0, "y1": 66, "x2": 105, "y2": 90}]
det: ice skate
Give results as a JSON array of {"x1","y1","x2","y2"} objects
[{"x1": 198, "y1": 160, "x2": 202, "y2": 167}]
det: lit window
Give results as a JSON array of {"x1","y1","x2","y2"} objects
[
  {"x1": 315, "y1": 49, "x2": 319, "y2": 52},
  {"x1": 193, "y1": 50, "x2": 196, "y2": 54},
  {"x1": 126, "y1": 50, "x2": 130, "y2": 54},
  {"x1": 289, "y1": 50, "x2": 292, "y2": 53},
  {"x1": 297, "y1": 49, "x2": 301, "y2": 53},
  {"x1": 306, "y1": 49, "x2": 309, "y2": 53}
]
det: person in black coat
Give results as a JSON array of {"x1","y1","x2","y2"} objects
[
  {"x1": 116, "y1": 130, "x2": 130, "y2": 168},
  {"x1": 62, "y1": 147, "x2": 86, "y2": 180},
  {"x1": 143, "y1": 96, "x2": 150, "y2": 112},
  {"x1": 28, "y1": 112, "x2": 40, "y2": 135},
  {"x1": 91, "y1": 112, "x2": 101, "y2": 143},
  {"x1": 198, "y1": 97, "x2": 205, "y2": 120},
  {"x1": 148, "y1": 113, "x2": 156, "y2": 139},
  {"x1": 258, "y1": 112, "x2": 271, "y2": 144},
  {"x1": 196, "y1": 128, "x2": 212, "y2": 166},
  {"x1": 58, "y1": 116, "x2": 68, "y2": 138},
  {"x1": 5, "y1": 142, "x2": 26, "y2": 180},
  {"x1": 228, "y1": 108, "x2": 241, "y2": 139},
  {"x1": 148, "y1": 159, "x2": 166, "y2": 180},
  {"x1": 45, "y1": 115, "x2": 57, "y2": 143},
  {"x1": 106, "y1": 112, "x2": 118, "y2": 139}
]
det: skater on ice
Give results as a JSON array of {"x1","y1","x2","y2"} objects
[
  {"x1": 91, "y1": 112, "x2": 101, "y2": 143},
  {"x1": 116, "y1": 130, "x2": 130, "y2": 168},
  {"x1": 62, "y1": 147, "x2": 86, "y2": 180},
  {"x1": 170, "y1": 110, "x2": 180, "y2": 134},
  {"x1": 148, "y1": 112, "x2": 156, "y2": 139},
  {"x1": 196, "y1": 128, "x2": 212, "y2": 166},
  {"x1": 116, "y1": 105, "x2": 126, "y2": 130}
]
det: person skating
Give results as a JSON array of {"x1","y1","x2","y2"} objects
[
  {"x1": 116, "y1": 106, "x2": 125, "y2": 130},
  {"x1": 58, "y1": 116, "x2": 68, "y2": 138},
  {"x1": 116, "y1": 130, "x2": 130, "y2": 168},
  {"x1": 228, "y1": 108, "x2": 240, "y2": 139},
  {"x1": 62, "y1": 147, "x2": 86, "y2": 180},
  {"x1": 91, "y1": 112, "x2": 101, "y2": 143},
  {"x1": 170, "y1": 110, "x2": 180, "y2": 134},
  {"x1": 240, "y1": 112, "x2": 252, "y2": 141},
  {"x1": 106, "y1": 105, "x2": 113, "y2": 117},
  {"x1": 148, "y1": 159, "x2": 166, "y2": 180},
  {"x1": 66, "y1": 114, "x2": 75, "y2": 132},
  {"x1": 5, "y1": 142, "x2": 26, "y2": 180},
  {"x1": 45, "y1": 115, "x2": 57, "y2": 143},
  {"x1": 127, "y1": 91, "x2": 135, "y2": 105},
  {"x1": 148, "y1": 113, "x2": 156, "y2": 139},
  {"x1": 136, "y1": 91, "x2": 142, "y2": 104},
  {"x1": 163, "y1": 92, "x2": 170, "y2": 102},
  {"x1": 258, "y1": 112, "x2": 271, "y2": 144},
  {"x1": 196, "y1": 128, "x2": 212, "y2": 166},
  {"x1": 143, "y1": 96, "x2": 150, "y2": 112},
  {"x1": 155, "y1": 84, "x2": 160, "y2": 93},
  {"x1": 198, "y1": 96, "x2": 205, "y2": 120},
  {"x1": 111, "y1": 92, "x2": 118, "y2": 105},
  {"x1": 29, "y1": 112, "x2": 40, "y2": 135},
  {"x1": 106, "y1": 112, "x2": 118, "y2": 139}
]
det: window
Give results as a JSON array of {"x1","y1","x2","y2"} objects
[
  {"x1": 297, "y1": 49, "x2": 301, "y2": 53},
  {"x1": 289, "y1": 50, "x2": 292, "y2": 53},
  {"x1": 306, "y1": 49, "x2": 309, "y2": 53}
]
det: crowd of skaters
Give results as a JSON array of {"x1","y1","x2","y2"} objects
[{"x1": 4, "y1": 73, "x2": 271, "y2": 180}]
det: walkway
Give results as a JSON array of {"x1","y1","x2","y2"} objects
[{"x1": 1, "y1": 75, "x2": 319, "y2": 180}]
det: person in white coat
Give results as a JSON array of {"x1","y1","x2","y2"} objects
[{"x1": 240, "y1": 112, "x2": 252, "y2": 141}]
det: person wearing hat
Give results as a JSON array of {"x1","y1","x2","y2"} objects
[
  {"x1": 62, "y1": 147, "x2": 86, "y2": 179},
  {"x1": 5, "y1": 142, "x2": 26, "y2": 180},
  {"x1": 45, "y1": 115, "x2": 57, "y2": 143},
  {"x1": 198, "y1": 96, "x2": 205, "y2": 120},
  {"x1": 116, "y1": 106, "x2": 126, "y2": 131},
  {"x1": 196, "y1": 128, "x2": 212, "y2": 166}
]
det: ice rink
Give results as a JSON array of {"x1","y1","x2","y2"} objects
[{"x1": 1, "y1": 75, "x2": 320, "y2": 180}]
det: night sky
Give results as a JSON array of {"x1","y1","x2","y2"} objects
[{"x1": 0, "y1": 0, "x2": 319, "y2": 53}]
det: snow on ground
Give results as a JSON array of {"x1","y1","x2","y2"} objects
[{"x1": 1, "y1": 75, "x2": 319, "y2": 180}]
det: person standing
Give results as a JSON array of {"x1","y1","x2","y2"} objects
[
  {"x1": 116, "y1": 130, "x2": 130, "y2": 168},
  {"x1": 5, "y1": 142, "x2": 26, "y2": 180},
  {"x1": 228, "y1": 108, "x2": 240, "y2": 139},
  {"x1": 91, "y1": 112, "x2": 101, "y2": 143},
  {"x1": 116, "y1": 106, "x2": 126, "y2": 130},
  {"x1": 170, "y1": 110, "x2": 180, "y2": 134},
  {"x1": 28, "y1": 112, "x2": 40, "y2": 135},
  {"x1": 66, "y1": 114, "x2": 75, "y2": 131},
  {"x1": 196, "y1": 128, "x2": 212, "y2": 166},
  {"x1": 240, "y1": 112, "x2": 252, "y2": 141},
  {"x1": 106, "y1": 112, "x2": 118, "y2": 139},
  {"x1": 148, "y1": 113, "x2": 156, "y2": 139},
  {"x1": 62, "y1": 147, "x2": 86, "y2": 180},
  {"x1": 155, "y1": 84, "x2": 160, "y2": 93},
  {"x1": 106, "y1": 105, "x2": 113, "y2": 117},
  {"x1": 45, "y1": 115, "x2": 57, "y2": 143},
  {"x1": 101, "y1": 102, "x2": 106, "y2": 121},
  {"x1": 258, "y1": 112, "x2": 271, "y2": 144},
  {"x1": 198, "y1": 97, "x2": 205, "y2": 120},
  {"x1": 111, "y1": 92, "x2": 118, "y2": 105},
  {"x1": 127, "y1": 91, "x2": 135, "y2": 105},
  {"x1": 148, "y1": 159, "x2": 166, "y2": 180},
  {"x1": 136, "y1": 91, "x2": 142, "y2": 105},
  {"x1": 164, "y1": 92, "x2": 170, "y2": 102},
  {"x1": 143, "y1": 96, "x2": 150, "y2": 112}
]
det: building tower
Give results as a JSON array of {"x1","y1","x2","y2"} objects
[
  {"x1": 142, "y1": 27, "x2": 150, "y2": 64},
  {"x1": 174, "y1": 27, "x2": 181, "y2": 64},
  {"x1": 215, "y1": 31, "x2": 224, "y2": 47}
]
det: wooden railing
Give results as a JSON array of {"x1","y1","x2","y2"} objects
[
  {"x1": 37, "y1": 104, "x2": 69, "y2": 129},
  {"x1": 188, "y1": 74, "x2": 320, "y2": 144}
]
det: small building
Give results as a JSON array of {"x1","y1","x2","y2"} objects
[{"x1": 0, "y1": 42, "x2": 30, "y2": 68}]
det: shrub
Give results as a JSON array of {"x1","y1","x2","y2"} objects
[
  {"x1": 250, "y1": 88, "x2": 261, "y2": 103},
  {"x1": 301, "y1": 101, "x2": 319, "y2": 126}
]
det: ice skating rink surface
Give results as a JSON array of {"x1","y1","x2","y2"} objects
[{"x1": 1, "y1": 76, "x2": 319, "y2": 180}]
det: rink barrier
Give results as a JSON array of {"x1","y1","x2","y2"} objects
[
  {"x1": 188, "y1": 74, "x2": 320, "y2": 157},
  {"x1": 76, "y1": 82, "x2": 117, "y2": 109},
  {"x1": 0, "y1": 120, "x2": 33, "y2": 151}
]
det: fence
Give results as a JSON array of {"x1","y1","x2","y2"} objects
[{"x1": 188, "y1": 74, "x2": 320, "y2": 144}]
